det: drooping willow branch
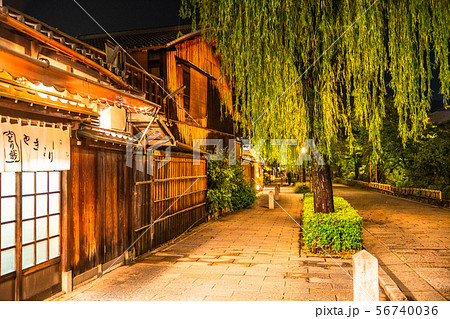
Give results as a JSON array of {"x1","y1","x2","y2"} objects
[{"x1": 181, "y1": 0, "x2": 450, "y2": 165}]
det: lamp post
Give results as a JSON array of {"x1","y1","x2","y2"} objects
[{"x1": 301, "y1": 147, "x2": 307, "y2": 184}]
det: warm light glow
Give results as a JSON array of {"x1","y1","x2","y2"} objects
[
  {"x1": 37, "y1": 92, "x2": 48, "y2": 99},
  {"x1": 99, "y1": 106, "x2": 112, "y2": 130},
  {"x1": 301, "y1": 147, "x2": 306, "y2": 153}
]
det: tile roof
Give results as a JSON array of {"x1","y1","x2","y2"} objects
[{"x1": 78, "y1": 25, "x2": 195, "y2": 51}]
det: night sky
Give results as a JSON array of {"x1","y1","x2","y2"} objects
[{"x1": 4, "y1": 0, "x2": 187, "y2": 36}]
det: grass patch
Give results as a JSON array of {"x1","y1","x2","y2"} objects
[{"x1": 302, "y1": 193, "x2": 363, "y2": 254}]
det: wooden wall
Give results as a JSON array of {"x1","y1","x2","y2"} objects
[
  {"x1": 67, "y1": 142, "x2": 131, "y2": 277},
  {"x1": 163, "y1": 36, "x2": 235, "y2": 146},
  {"x1": 66, "y1": 142, "x2": 207, "y2": 279},
  {"x1": 242, "y1": 163, "x2": 255, "y2": 185}
]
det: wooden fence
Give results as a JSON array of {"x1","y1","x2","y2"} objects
[
  {"x1": 133, "y1": 152, "x2": 208, "y2": 255},
  {"x1": 336, "y1": 178, "x2": 442, "y2": 200}
]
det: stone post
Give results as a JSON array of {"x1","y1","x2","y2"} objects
[
  {"x1": 269, "y1": 191, "x2": 275, "y2": 209},
  {"x1": 62, "y1": 270, "x2": 73, "y2": 293},
  {"x1": 274, "y1": 185, "x2": 280, "y2": 200},
  {"x1": 353, "y1": 250, "x2": 379, "y2": 301}
]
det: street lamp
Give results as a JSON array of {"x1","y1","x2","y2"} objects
[{"x1": 301, "y1": 147, "x2": 306, "y2": 183}]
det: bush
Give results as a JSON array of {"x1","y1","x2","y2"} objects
[
  {"x1": 302, "y1": 193, "x2": 363, "y2": 253},
  {"x1": 293, "y1": 182, "x2": 310, "y2": 194},
  {"x1": 442, "y1": 186, "x2": 450, "y2": 200},
  {"x1": 230, "y1": 165, "x2": 256, "y2": 210},
  {"x1": 207, "y1": 156, "x2": 256, "y2": 216},
  {"x1": 263, "y1": 171, "x2": 271, "y2": 186}
]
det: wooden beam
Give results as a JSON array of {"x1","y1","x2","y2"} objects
[
  {"x1": 0, "y1": 98, "x2": 89, "y2": 122},
  {"x1": 152, "y1": 175, "x2": 207, "y2": 183},
  {"x1": 135, "y1": 202, "x2": 207, "y2": 231}
]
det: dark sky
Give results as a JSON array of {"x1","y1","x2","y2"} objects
[{"x1": 4, "y1": 0, "x2": 188, "y2": 36}]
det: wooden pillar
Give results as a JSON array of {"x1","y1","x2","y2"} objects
[
  {"x1": 14, "y1": 172, "x2": 22, "y2": 300},
  {"x1": 149, "y1": 154, "x2": 155, "y2": 250},
  {"x1": 61, "y1": 170, "x2": 72, "y2": 293}
]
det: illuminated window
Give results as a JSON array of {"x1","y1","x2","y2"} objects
[
  {"x1": 0, "y1": 172, "x2": 16, "y2": 276},
  {"x1": 21, "y1": 172, "x2": 61, "y2": 269}
]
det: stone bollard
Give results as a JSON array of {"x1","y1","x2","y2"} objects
[
  {"x1": 269, "y1": 191, "x2": 275, "y2": 209},
  {"x1": 353, "y1": 250, "x2": 379, "y2": 301},
  {"x1": 62, "y1": 270, "x2": 73, "y2": 293},
  {"x1": 274, "y1": 185, "x2": 280, "y2": 201}
]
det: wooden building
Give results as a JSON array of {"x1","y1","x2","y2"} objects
[
  {"x1": 80, "y1": 25, "x2": 237, "y2": 150},
  {"x1": 0, "y1": 6, "x2": 209, "y2": 300}
]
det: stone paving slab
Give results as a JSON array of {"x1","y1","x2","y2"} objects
[
  {"x1": 54, "y1": 188, "x2": 373, "y2": 301},
  {"x1": 334, "y1": 184, "x2": 450, "y2": 301}
]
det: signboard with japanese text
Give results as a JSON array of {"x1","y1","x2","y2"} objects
[{"x1": 0, "y1": 118, "x2": 70, "y2": 172}]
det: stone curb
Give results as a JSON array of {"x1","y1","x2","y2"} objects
[{"x1": 378, "y1": 265, "x2": 408, "y2": 301}]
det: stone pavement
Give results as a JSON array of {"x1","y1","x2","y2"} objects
[
  {"x1": 334, "y1": 184, "x2": 450, "y2": 301},
  {"x1": 55, "y1": 187, "x2": 369, "y2": 301}
]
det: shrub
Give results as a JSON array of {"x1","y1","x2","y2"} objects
[
  {"x1": 442, "y1": 186, "x2": 450, "y2": 200},
  {"x1": 230, "y1": 164, "x2": 256, "y2": 210},
  {"x1": 207, "y1": 155, "x2": 256, "y2": 216},
  {"x1": 302, "y1": 193, "x2": 363, "y2": 253},
  {"x1": 293, "y1": 182, "x2": 310, "y2": 194},
  {"x1": 263, "y1": 171, "x2": 271, "y2": 186}
]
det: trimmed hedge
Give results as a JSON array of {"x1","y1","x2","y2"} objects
[
  {"x1": 293, "y1": 182, "x2": 310, "y2": 194},
  {"x1": 302, "y1": 193, "x2": 363, "y2": 253}
]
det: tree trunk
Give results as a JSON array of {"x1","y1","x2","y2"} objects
[
  {"x1": 355, "y1": 162, "x2": 360, "y2": 180},
  {"x1": 311, "y1": 160, "x2": 334, "y2": 214},
  {"x1": 302, "y1": 165, "x2": 306, "y2": 183}
]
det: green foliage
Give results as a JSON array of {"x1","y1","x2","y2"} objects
[
  {"x1": 407, "y1": 126, "x2": 450, "y2": 198},
  {"x1": 181, "y1": 0, "x2": 450, "y2": 164},
  {"x1": 229, "y1": 165, "x2": 257, "y2": 210},
  {"x1": 293, "y1": 182, "x2": 310, "y2": 194},
  {"x1": 442, "y1": 186, "x2": 450, "y2": 201},
  {"x1": 263, "y1": 167, "x2": 272, "y2": 186},
  {"x1": 302, "y1": 193, "x2": 363, "y2": 253},
  {"x1": 332, "y1": 98, "x2": 450, "y2": 197},
  {"x1": 207, "y1": 157, "x2": 256, "y2": 216}
]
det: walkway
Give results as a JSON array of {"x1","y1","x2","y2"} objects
[
  {"x1": 55, "y1": 187, "x2": 360, "y2": 301},
  {"x1": 334, "y1": 184, "x2": 450, "y2": 301}
]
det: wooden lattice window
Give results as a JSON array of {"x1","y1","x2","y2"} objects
[
  {"x1": 0, "y1": 172, "x2": 16, "y2": 276},
  {"x1": 21, "y1": 172, "x2": 61, "y2": 269}
]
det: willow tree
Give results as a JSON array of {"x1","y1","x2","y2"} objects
[{"x1": 181, "y1": 0, "x2": 450, "y2": 213}]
